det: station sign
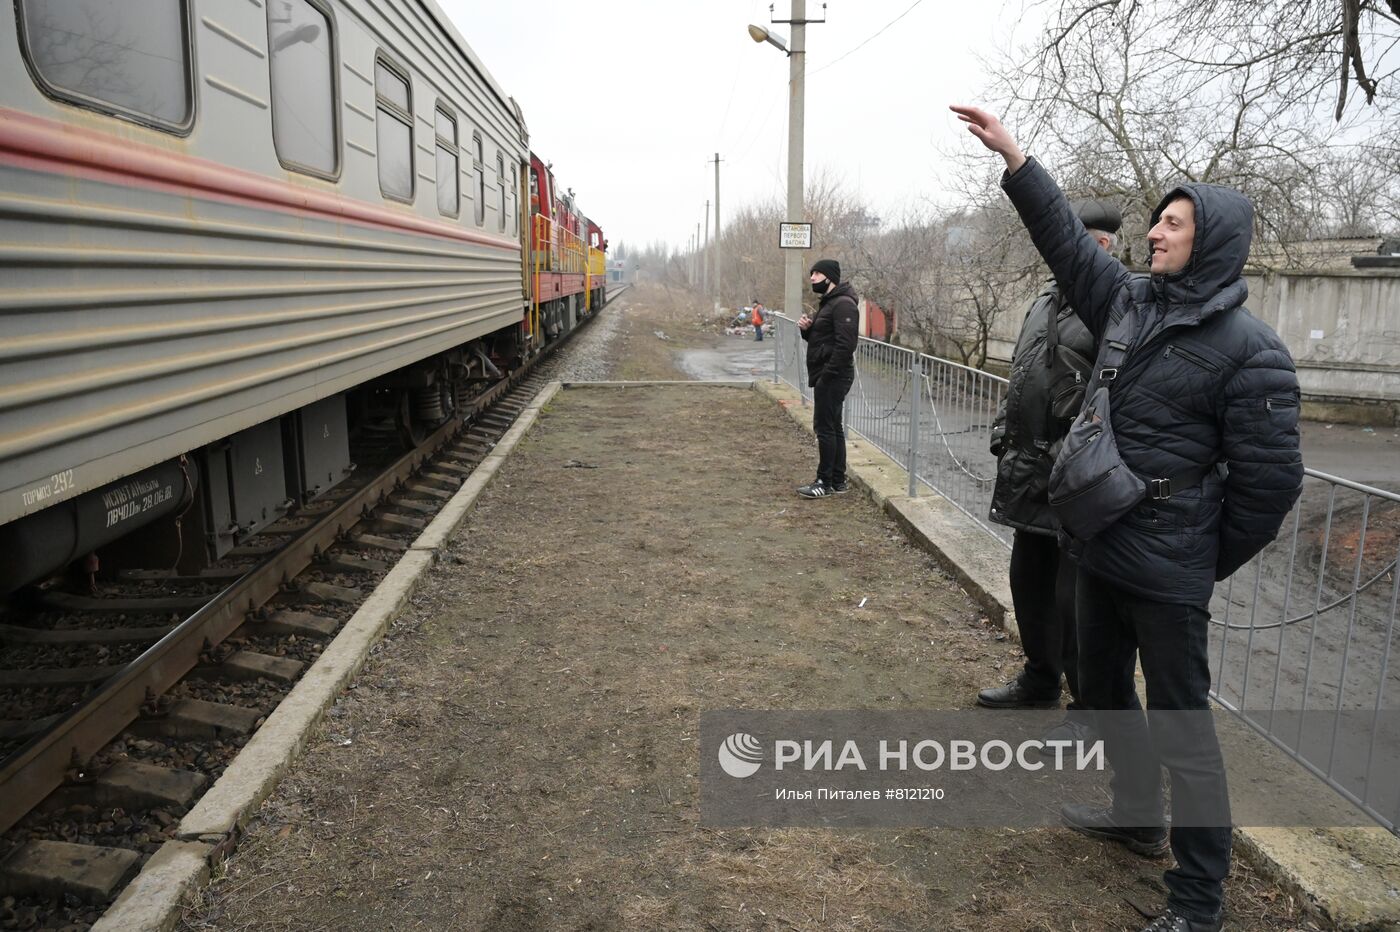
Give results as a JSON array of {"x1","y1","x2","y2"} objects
[{"x1": 778, "y1": 222, "x2": 813, "y2": 249}]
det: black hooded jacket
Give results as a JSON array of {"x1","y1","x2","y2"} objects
[
  {"x1": 1002, "y1": 159, "x2": 1304, "y2": 606},
  {"x1": 800, "y1": 281, "x2": 860, "y2": 387}
]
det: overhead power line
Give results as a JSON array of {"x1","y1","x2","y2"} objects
[{"x1": 808, "y1": 0, "x2": 925, "y2": 76}]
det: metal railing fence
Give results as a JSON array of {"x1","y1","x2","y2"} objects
[
  {"x1": 773, "y1": 314, "x2": 1009, "y2": 545},
  {"x1": 772, "y1": 314, "x2": 1400, "y2": 834}
]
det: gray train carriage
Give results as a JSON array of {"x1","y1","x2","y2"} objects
[{"x1": 0, "y1": 0, "x2": 539, "y2": 590}]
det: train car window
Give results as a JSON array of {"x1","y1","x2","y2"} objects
[
  {"x1": 435, "y1": 105, "x2": 459, "y2": 217},
  {"x1": 374, "y1": 56, "x2": 413, "y2": 201},
  {"x1": 472, "y1": 132, "x2": 485, "y2": 226},
  {"x1": 267, "y1": 0, "x2": 339, "y2": 178},
  {"x1": 17, "y1": 0, "x2": 194, "y2": 133},
  {"x1": 496, "y1": 154, "x2": 507, "y2": 232}
]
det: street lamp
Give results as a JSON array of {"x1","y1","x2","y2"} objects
[
  {"x1": 747, "y1": 24, "x2": 788, "y2": 54},
  {"x1": 748, "y1": 3, "x2": 821, "y2": 325}
]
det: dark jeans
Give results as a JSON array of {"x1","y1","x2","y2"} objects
[
  {"x1": 1077, "y1": 570, "x2": 1231, "y2": 923},
  {"x1": 1010, "y1": 531, "x2": 1081, "y2": 705},
  {"x1": 754, "y1": 324, "x2": 764, "y2": 341},
  {"x1": 812, "y1": 370, "x2": 853, "y2": 484}
]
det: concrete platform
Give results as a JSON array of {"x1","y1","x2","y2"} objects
[{"x1": 159, "y1": 382, "x2": 1363, "y2": 932}]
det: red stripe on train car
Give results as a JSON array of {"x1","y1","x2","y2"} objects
[{"x1": 0, "y1": 108, "x2": 520, "y2": 252}]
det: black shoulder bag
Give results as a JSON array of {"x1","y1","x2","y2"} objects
[
  {"x1": 1046, "y1": 307, "x2": 1146, "y2": 540},
  {"x1": 1047, "y1": 307, "x2": 1217, "y2": 541}
]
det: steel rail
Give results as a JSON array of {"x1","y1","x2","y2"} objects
[{"x1": 0, "y1": 286, "x2": 626, "y2": 835}]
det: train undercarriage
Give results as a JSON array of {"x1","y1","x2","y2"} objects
[{"x1": 0, "y1": 307, "x2": 598, "y2": 596}]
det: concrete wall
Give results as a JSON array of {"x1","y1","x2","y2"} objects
[{"x1": 1244, "y1": 269, "x2": 1400, "y2": 422}]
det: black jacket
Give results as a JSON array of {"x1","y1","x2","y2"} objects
[
  {"x1": 1003, "y1": 158, "x2": 1304, "y2": 606},
  {"x1": 800, "y1": 281, "x2": 859, "y2": 387},
  {"x1": 989, "y1": 281, "x2": 1096, "y2": 535}
]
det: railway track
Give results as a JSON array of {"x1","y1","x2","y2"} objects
[{"x1": 0, "y1": 287, "x2": 628, "y2": 925}]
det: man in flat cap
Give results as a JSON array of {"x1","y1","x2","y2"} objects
[
  {"x1": 977, "y1": 199, "x2": 1122, "y2": 744},
  {"x1": 796, "y1": 258, "x2": 859, "y2": 498}
]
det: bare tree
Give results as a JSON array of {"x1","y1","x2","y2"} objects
[
  {"x1": 854, "y1": 207, "x2": 949, "y2": 351},
  {"x1": 937, "y1": 206, "x2": 1043, "y2": 367},
  {"x1": 723, "y1": 198, "x2": 786, "y2": 309},
  {"x1": 847, "y1": 193, "x2": 1042, "y2": 367},
  {"x1": 1032, "y1": 0, "x2": 1400, "y2": 120},
  {"x1": 711, "y1": 170, "x2": 878, "y2": 313},
  {"x1": 633, "y1": 240, "x2": 692, "y2": 287},
  {"x1": 987, "y1": 0, "x2": 1399, "y2": 265}
]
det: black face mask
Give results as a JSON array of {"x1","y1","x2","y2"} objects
[{"x1": 811, "y1": 280, "x2": 831, "y2": 295}]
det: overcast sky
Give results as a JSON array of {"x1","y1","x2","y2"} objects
[{"x1": 437, "y1": 0, "x2": 1037, "y2": 252}]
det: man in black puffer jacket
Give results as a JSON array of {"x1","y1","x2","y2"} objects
[
  {"x1": 953, "y1": 105, "x2": 1303, "y2": 932},
  {"x1": 796, "y1": 258, "x2": 859, "y2": 498},
  {"x1": 977, "y1": 200, "x2": 1119, "y2": 732}
]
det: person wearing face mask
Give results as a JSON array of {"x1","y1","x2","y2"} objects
[{"x1": 796, "y1": 259, "x2": 859, "y2": 498}]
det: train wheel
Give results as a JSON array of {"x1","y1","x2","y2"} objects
[{"x1": 493, "y1": 328, "x2": 522, "y2": 372}]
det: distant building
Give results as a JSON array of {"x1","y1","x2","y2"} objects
[
  {"x1": 858, "y1": 298, "x2": 893, "y2": 341},
  {"x1": 607, "y1": 257, "x2": 635, "y2": 284}
]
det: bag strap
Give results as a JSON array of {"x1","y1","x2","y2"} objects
[
  {"x1": 1043, "y1": 286, "x2": 1068, "y2": 368},
  {"x1": 1091, "y1": 303, "x2": 1135, "y2": 392},
  {"x1": 1092, "y1": 303, "x2": 1219, "y2": 501}
]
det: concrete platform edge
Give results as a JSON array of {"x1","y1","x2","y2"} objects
[
  {"x1": 110, "y1": 381, "x2": 566, "y2": 930},
  {"x1": 176, "y1": 550, "x2": 435, "y2": 842},
  {"x1": 178, "y1": 381, "x2": 563, "y2": 841},
  {"x1": 411, "y1": 380, "x2": 562, "y2": 552},
  {"x1": 90, "y1": 840, "x2": 213, "y2": 932},
  {"x1": 754, "y1": 377, "x2": 1400, "y2": 931},
  {"x1": 1233, "y1": 828, "x2": 1400, "y2": 930}
]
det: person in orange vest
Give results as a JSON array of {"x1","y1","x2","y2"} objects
[{"x1": 751, "y1": 302, "x2": 766, "y2": 342}]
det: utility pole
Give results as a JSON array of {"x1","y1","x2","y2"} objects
[
  {"x1": 712, "y1": 152, "x2": 722, "y2": 311},
  {"x1": 787, "y1": 7, "x2": 804, "y2": 324},
  {"x1": 695, "y1": 222, "x2": 701, "y2": 287},
  {"x1": 703, "y1": 200, "x2": 710, "y2": 294},
  {"x1": 782, "y1": 1, "x2": 817, "y2": 323}
]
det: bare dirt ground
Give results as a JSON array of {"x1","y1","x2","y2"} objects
[{"x1": 180, "y1": 285, "x2": 1320, "y2": 932}]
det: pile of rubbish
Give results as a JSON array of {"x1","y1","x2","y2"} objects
[{"x1": 724, "y1": 306, "x2": 770, "y2": 337}]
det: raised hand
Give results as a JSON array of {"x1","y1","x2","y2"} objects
[{"x1": 949, "y1": 105, "x2": 1027, "y2": 173}]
